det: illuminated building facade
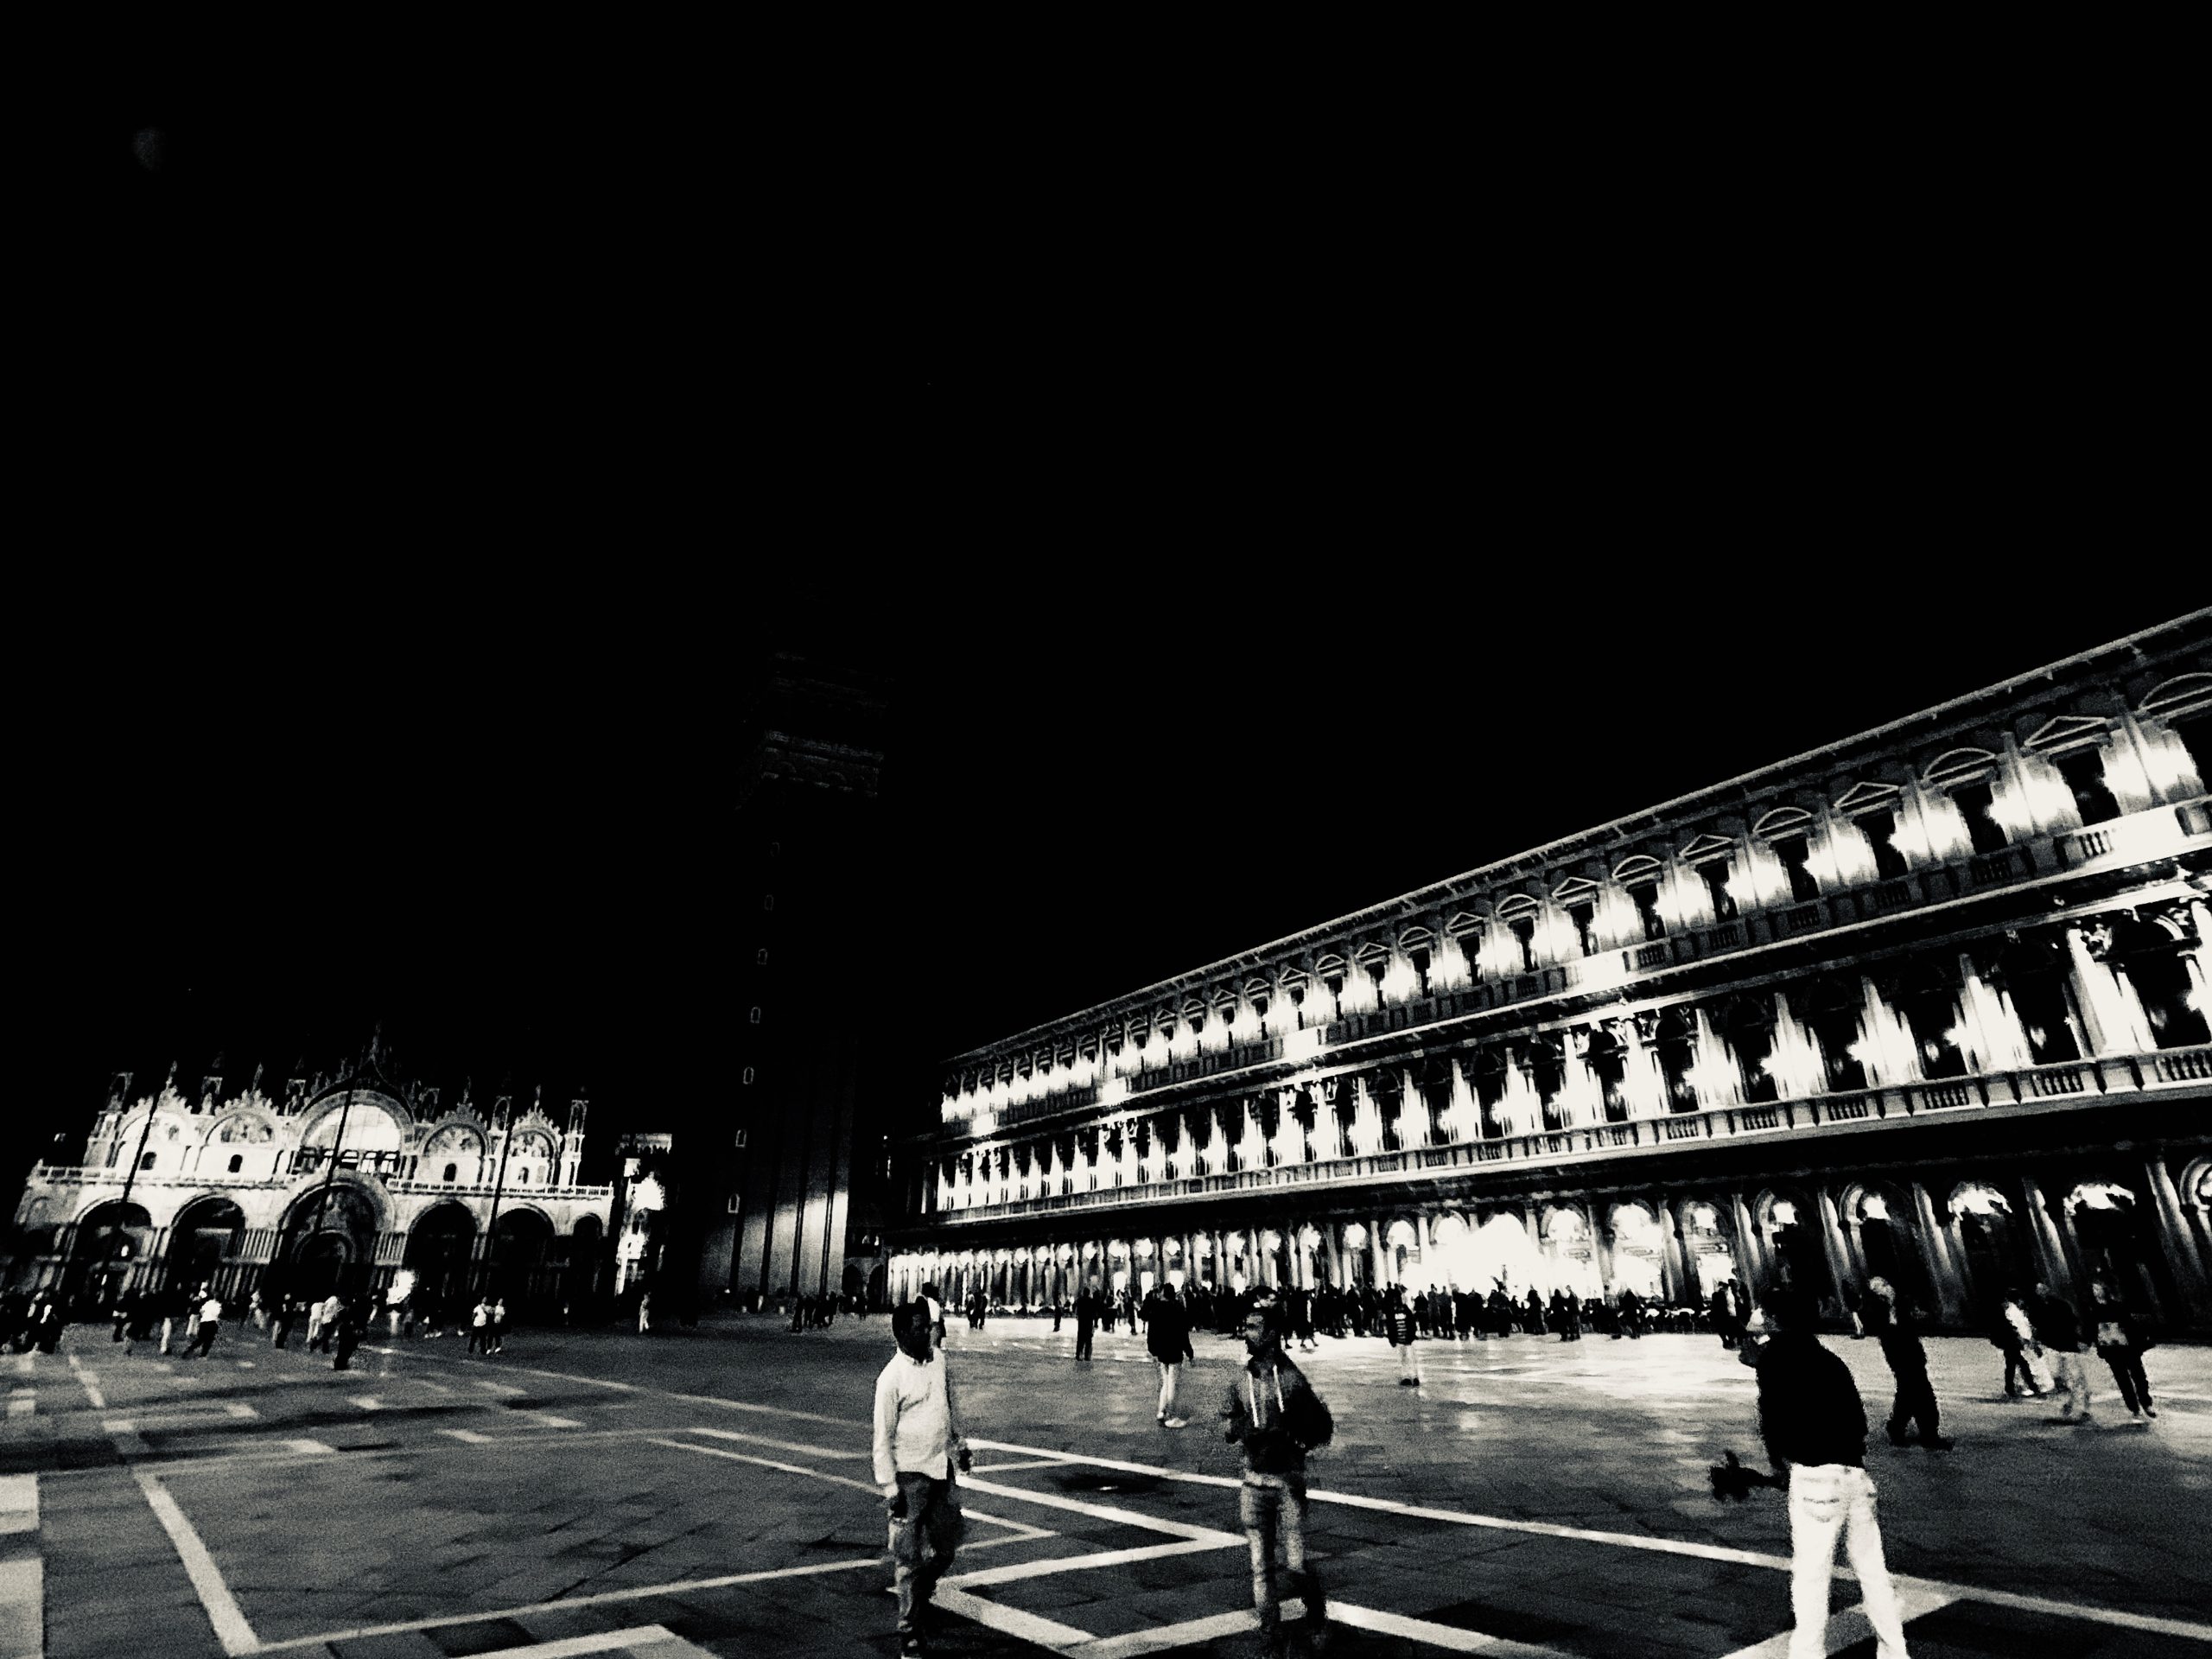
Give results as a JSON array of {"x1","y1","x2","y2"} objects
[
  {"x1": 5, "y1": 1056, "x2": 612, "y2": 1314},
  {"x1": 890, "y1": 615, "x2": 2212, "y2": 1333}
]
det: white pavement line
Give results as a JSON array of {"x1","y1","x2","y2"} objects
[
  {"x1": 1716, "y1": 1582, "x2": 1960, "y2": 1659},
  {"x1": 956, "y1": 1476, "x2": 1243, "y2": 1545},
  {"x1": 962, "y1": 1506, "x2": 1057, "y2": 1544},
  {"x1": 1333, "y1": 1602, "x2": 1572, "y2": 1656},
  {"x1": 219, "y1": 1402, "x2": 258, "y2": 1419},
  {"x1": 515, "y1": 1412, "x2": 584, "y2": 1429},
  {"x1": 349, "y1": 1396, "x2": 385, "y2": 1412},
  {"x1": 968, "y1": 1456, "x2": 1087, "y2": 1474},
  {"x1": 245, "y1": 1557, "x2": 883, "y2": 1655},
  {"x1": 62, "y1": 1356, "x2": 103, "y2": 1410},
  {"x1": 439, "y1": 1429, "x2": 494, "y2": 1444},
  {"x1": 1900, "y1": 1578, "x2": 2212, "y2": 1643},
  {"x1": 471, "y1": 1379, "x2": 527, "y2": 1396},
  {"x1": 0, "y1": 1557, "x2": 41, "y2": 1659},
  {"x1": 953, "y1": 1537, "x2": 1235, "y2": 1592},
  {"x1": 980, "y1": 1442, "x2": 2212, "y2": 1646},
  {"x1": 687, "y1": 1425, "x2": 868, "y2": 1460},
  {"x1": 0, "y1": 1473, "x2": 37, "y2": 1543},
  {"x1": 649, "y1": 1437, "x2": 881, "y2": 1497},
  {"x1": 416, "y1": 1379, "x2": 455, "y2": 1395},
  {"x1": 6, "y1": 1391, "x2": 32, "y2": 1420},
  {"x1": 932, "y1": 1585, "x2": 1094, "y2": 1648},
  {"x1": 1074, "y1": 1608, "x2": 1265, "y2": 1657},
  {"x1": 134, "y1": 1469, "x2": 258, "y2": 1657},
  {"x1": 440, "y1": 1625, "x2": 714, "y2": 1659},
  {"x1": 9, "y1": 1357, "x2": 29, "y2": 1379}
]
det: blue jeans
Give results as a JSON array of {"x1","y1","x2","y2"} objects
[
  {"x1": 890, "y1": 1473, "x2": 963, "y2": 1636},
  {"x1": 1240, "y1": 1472, "x2": 1324, "y2": 1642}
]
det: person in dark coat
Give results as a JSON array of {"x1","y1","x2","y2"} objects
[
  {"x1": 1144, "y1": 1282, "x2": 1196, "y2": 1427},
  {"x1": 1710, "y1": 1280, "x2": 1745, "y2": 1349},
  {"x1": 2030, "y1": 1281, "x2": 2094, "y2": 1424},
  {"x1": 332, "y1": 1300, "x2": 362, "y2": 1370},
  {"x1": 1073, "y1": 1284, "x2": 1097, "y2": 1361},
  {"x1": 1738, "y1": 1287, "x2": 1912, "y2": 1658},
  {"x1": 1222, "y1": 1300, "x2": 1329, "y2": 1657},
  {"x1": 2089, "y1": 1279, "x2": 2158, "y2": 1423},
  {"x1": 1864, "y1": 1278, "x2": 1949, "y2": 1449}
]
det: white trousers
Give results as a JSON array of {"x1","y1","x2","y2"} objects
[
  {"x1": 1397, "y1": 1342, "x2": 1421, "y2": 1382},
  {"x1": 2049, "y1": 1351, "x2": 2092, "y2": 1418},
  {"x1": 1155, "y1": 1360, "x2": 1181, "y2": 1418},
  {"x1": 1787, "y1": 1465, "x2": 1909, "y2": 1659}
]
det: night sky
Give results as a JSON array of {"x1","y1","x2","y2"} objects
[{"x1": 19, "y1": 67, "x2": 2200, "y2": 1191}]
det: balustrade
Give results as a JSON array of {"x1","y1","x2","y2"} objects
[
  {"x1": 938, "y1": 807, "x2": 2208, "y2": 1141},
  {"x1": 925, "y1": 1043, "x2": 2212, "y2": 1224}
]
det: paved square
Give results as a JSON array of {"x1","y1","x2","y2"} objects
[{"x1": 3, "y1": 1318, "x2": 2208, "y2": 1656}]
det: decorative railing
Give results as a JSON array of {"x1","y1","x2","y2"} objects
[
  {"x1": 938, "y1": 798, "x2": 2209, "y2": 1135},
  {"x1": 22, "y1": 1166, "x2": 612, "y2": 1205},
  {"x1": 922, "y1": 1045, "x2": 2211, "y2": 1224}
]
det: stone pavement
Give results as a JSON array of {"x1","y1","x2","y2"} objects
[{"x1": 0, "y1": 1316, "x2": 2207, "y2": 1657}]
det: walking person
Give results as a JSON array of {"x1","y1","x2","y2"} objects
[
  {"x1": 1864, "y1": 1279, "x2": 1949, "y2": 1450},
  {"x1": 332, "y1": 1300, "x2": 361, "y2": 1370},
  {"x1": 1222, "y1": 1297, "x2": 1331, "y2": 1659},
  {"x1": 490, "y1": 1298, "x2": 508, "y2": 1356},
  {"x1": 1993, "y1": 1291, "x2": 2047, "y2": 1400},
  {"x1": 1145, "y1": 1281, "x2": 1195, "y2": 1428},
  {"x1": 2030, "y1": 1281, "x2": 2094, "y2": 1425},
  {"x1": 1073, "y1": 1283, "x2": 1096, "y2": 1362},
  {"x1": 637, "y1": 1289, "x2": 652, "y2": 1334},
  {"x1": 272, "y1": 1297, "x2": 297, "y2": 1349},
  {"x1": 467, "y1": 1297, "x2": 491, "y2": 1355},
  {"x1": 1739, "y1": 1287, "x2": 1912, "y2": 1658},
  {"x1": 186, "y1": 1291, "x2": 224, "y2": 1358},
  {"x1": 873, "y1": 1300, "x2": 971, "y2": 1657},
  {"x1": 1385, "y1": 1285, "x2": 1421, "y2": 1387},
  {"x1": 160, "y1": 1283, "x2": 189, "y2": 1356},
  {"x1": 2089, "y1": 1280, "x2": 2158, "y2": 1424},
  {"x1": 1712, "y1": 1280, "x2": 1745, "y2": 1350}
]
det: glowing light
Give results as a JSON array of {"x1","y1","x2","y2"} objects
[
  {"x1": 1952, "y1": 1185, "x2": 2010, "y2": 1217},
  {"x1": 1260, "y1": 1229, "x2": 1282, "y2": 1251},
  {"x1": 1859, "y1": 1193, "x2": 1890, "y2": 1222},
  {"x1": 1285, "y1": 1027, "x2": 1324, "y2": 1061},
  {"x1": 1769, "y1": 1199, "x2": 1798, "y2": 1226},
  {"x1": 2073, "y1": 1181, "x2": 2133, "y2": 1212},
  {"x1": 1338, "y1": 970, "x2": 1379, "y2": 1016},
  {"x1": 1379, "y1": 950, "x2": 1422, "y2": 1004},
  {"x1": 1097, "y1": 1077, "x2": 1128, "y2": 1109},
  {"x1": 630, "y1": 1176, "x2": 665, "y2": 1213},
  {"x1": 1135, "y1": 1238, "x2": 1154, "y2": 1259},
  {"x1": 1429, "y1": 934, "x2": 1473, "y2": 992},
  {"x1": 1340, "y1": 1222, "x2": 1368, "y2": 1249}
]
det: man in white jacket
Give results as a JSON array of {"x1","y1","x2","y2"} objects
[{"x1": 874, "y1": 1300, "x2": 970, "y2": 1656}]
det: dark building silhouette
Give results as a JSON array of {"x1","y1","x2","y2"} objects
[{"x1": 670, "y1": 654, "x2": 894, "y2": 1309}]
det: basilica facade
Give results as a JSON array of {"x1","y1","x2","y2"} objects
[
  {"x1": 889, "y1": 614, "x2": 2212, "y2": 1334},
  {"x1": 5, "y1": 1058, "x2": 613, "y2": 1315}
]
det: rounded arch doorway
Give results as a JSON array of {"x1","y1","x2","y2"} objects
[
  {"x1": 276, "y1": 1181, "x2": 383, "y2": 1304},
  {"x1": 404, "y1": 1202, "x2": 479, "y2": 1315},
  {"x1": 68, "y1": 1200, "x2": 151, "y2": 1312},
  {"x1": 165, "y1": 1198, "x2": 246, "y2": 1303},
  {"x1": 489, "y1": 1208, "x2": 556, "y2": 1313}
]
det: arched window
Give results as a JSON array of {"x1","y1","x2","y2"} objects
[
  {"x1": 226, "y1": 1154, "x2": 243, "y2": 1173},
  {"x1": 755, "y1": 947, "x2": 769, "y2": 965},
  {"x1": 742, "y1": 1066, "x2": 756, "y2": 1084},
  {"x1": 749, "y1": 1007, "x2": 762, "y2": 1024},
  {"x1": 443, "y1": 1163, "x2": 458, "y2": 1183},
  {"x1": 140, "y1": 1151, "x2": 156, "y2": 1171}
]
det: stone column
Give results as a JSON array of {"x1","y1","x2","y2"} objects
[
  {"x1": 1813, "y1": 1189, "x2": 1856, "y2": 1316},
  {"x1": 1909, "y1": 1181, "x2": 1967, "y2": 1325},
  {"x1": 1656, "y1": 1195, "x2": 1692, "y2": 1302},
  {"x1": 2065, "y1": 923, "x2": 2152, "y2": 1056},
  {"x1": 1320, "y1": 1224, "x2": 1342, "y2": 1289},
  {"x1": 2016, "y1": 1175, "x2": 2076, "y2": 1292},
  {"x1": 2145, "y1": 1156, "x2": 2212, "y2": 1323},
  {"x1": 1580, "y1": 1202, "x2": 1614, "y2": 1300},
  {"x1": 1370, "y1": 1215, "x2": 1389, "y2": 1288},
  {"x1": 1730, "y1": 1190, "x2": 1764, "y2": 1292}
]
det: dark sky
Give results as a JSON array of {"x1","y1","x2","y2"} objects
[{"x1": 16, "y1": 64, "x2": 2201, "y2": 1182}]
